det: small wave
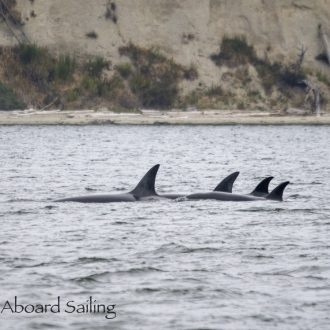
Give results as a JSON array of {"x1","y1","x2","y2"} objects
[
  {"x1": 6, "y1": 209, "x2": 35, "y2": 215},
  {"x1": 90, "y1": 158, "x2": 108, "y2": 162},
  {"x1": 12, "y1": 259, "x2": 69, "y2": 268},
  {"x1": 258, "y1": 264, "x2": 330, "y2": 278},
  {"x1": 77, "y1": 257, "x2": 116, "y2": 263},
  {"x1": 293, "y1": 265, "x2": 330, "y2": 274},
  {"x1": 295, "y1": 181, "x2": 323, "y2": 185},
  {"x1": 115, "y1": 266, "x2": 164, "y2": 274},
  {"x1": 247, "y1": 247, "x2": 266, "y2": 251},
  {"x1": 72, "y1": 273, "x2": 107, "y2": 284},
  {"x1": 137, "y1": 286, "x2": 207, "y2": 295},
  {"x1": 247, "y1": 290, "x2": 272, "y2": 297},
  {"x1": 85, "y1": 187, "x2": 97, "y2": 191},
  {"x1": 149, "y1": 242, "x2": 220, "y2": 255},
  {"x1": 44, "y1": 205, "x2": 57, "y2": 210},
  {"x1": 250, "y1": 314, "x2": 275, "y2": 322},
  {"x1": 136, "y1": 287, "x2": 161, "y2": 293},
  {"x1": 305, "y1": 286, "x2": 330, "y2": 291},
  {"x1": 289, "y1": 194, "x2": 301, "y2": 199},
  {"x1": 182, "y1": 247, "x2": 221, "y2": 254},
  {"x1": 113, "y1": 187, "x2": 127, "y2": 191},
  {"x1": 29, "y1": 322, "x2": 61, "y2": 329},
  {"x1": 12, "y1": 257, "x2": 34, "y2": 261},
  {"x1": 247, "y1": 254, "x2": 274, "y2": 259},
  {"x1": 13, "y1": 262, "x2": 53, "y2": 269},
  {"x1": 112, "y1": 221, "x2": 129, "y2": 225},
  {"x1": 8, "y1": 176, "x2": 37, "y2": 179},
  {"x1": 304, "y1": 275, "x2": 327, "y2": 281},
  {"x1": 256, "y1": 270, "x2": 294, "y2": 277},
  {"x1": 239, "y1": 207, "x2": 321, "y2": 214},
  {"x1": 238, "y1": 207, "x2": 274, "y2": 213},
  {"x1": 72, "y1": 267, "x2": 164, "y2": 283},
  {"x1": 5, "y1": 198, "x2": 35, "y2": 203}
]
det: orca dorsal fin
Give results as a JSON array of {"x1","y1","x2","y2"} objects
[
  {"x1": 250, "y1": 176, "x2": 274, "y2": 197},
  {"x1": 130, "y1": 164, "x2": 160, "y2": 197},
  {"x1": 213, "y1": 172, "x2": 239, "y2": 193},
  {"x1": 266, "y1": 181, "x2": 290, "y2": 201}
]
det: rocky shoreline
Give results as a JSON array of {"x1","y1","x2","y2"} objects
[{"x1": 0, "y1": 109, "x2": 329, "y2": 125}]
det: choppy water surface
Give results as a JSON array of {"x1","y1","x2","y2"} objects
[{"x1": 0, "y1": 125, "x2": 330, "y2": 330}]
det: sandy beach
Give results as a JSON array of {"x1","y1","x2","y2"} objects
[{"x1": 0, "y1": 109, "x2": 330, "y2": 125}]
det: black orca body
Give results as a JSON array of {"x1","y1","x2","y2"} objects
[
  {"x1": 187, "y1": 191, "x2": 262, "y2": 201},
  {"x1": 56, "y1": 164, "x2": 290, "y2": 203},
  {"x1": 159, "y1": 171, "x2": 240, "y2": 200},
  {"x1": 56, "y1": 165, "x2": 160, "y2": 203},
  {"x1": 186, "y1": 181, "x2": 290, "y2": 202},
  {"x1": 213, "y1": 172, "x2": 274, "y2": 198}
]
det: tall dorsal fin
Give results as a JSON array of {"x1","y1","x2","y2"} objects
[
  {"x1": 266, "y1": 181, "x2": 290, "y2": 201},
  {"x1": 250, "y1": 176, "x2": 274, "y2": 197},
  {"x1": 130, "y1": 164, "x2": 160, "y2": 197},
  {"x1": 213, "y1": 172, "x2": 239, "y2": 193}
]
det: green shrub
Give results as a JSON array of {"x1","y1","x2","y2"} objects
[
  {"x1": 66, "y1": 88, "x2": 80, "y2": 102},
  {"x1": 84, "y1": 56, "x2": 110, "y2": 77},
  {"x1": 211, "y1": 36, "x2": 256, "y2": 67},
  {"x1": 247, "y1": 90, "x2": 261, "y2": 101},
  {"x1": 15, "y1": 43, "x2": 48, "y2": 65},
  {"x1": 119, "y1": 43, "x2": 196, "y2": 108},
  {"x1": 116, "y1": 63, "x2": 133, "y2": 79},
  {"x1": 210, "y1": 35, "x2": 306, "y2": 93},
  {"x1": 81, "y1": 74, "x2": 123, "y2": 98},
  {"x1": 237, "y1": 101, "x2": 246, "y2": 109},
  {"x1": 0, "y1": 82, "x2": 25, "y2": 110},
  {"x1": 14, "y1": 45, "x2": 75, "y2": 83},
  {"x1": 183, "y1": 64, "x2": 199, "y2": 81},
  {"x1": 255, "y1": 59, "x2": 306, "y2": 92},
  {"x1": 254, "y1": 60, "x2": 281, "y2": 92},
  {"x1": 129, "y1": 72, "x2": 178, "y2": 108},
  {"x1": 55, "y1": 55, "x2": 76, "y2": 81},
  {"x1": 81, "y1": 76, "x2": 98, "y2": 94},
  {"x1": 316, "y1": 71, "x2": 330, "y2": 87},
  {"x1": 119, "y1": 43, "x2": 167, "y2": 66},
  {"x1": 206, "y1": 85, "x2": 223, "y2": 97},
  {"x1": 183, "y1": 89, "x2": 200, "y2": 106},
  {"x1": 280, "y1": 68, "x2": 305, "y2": 87}
]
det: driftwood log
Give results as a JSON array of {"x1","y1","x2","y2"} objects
[{"x1": 303, "y1": 80, "x2": 321, "y2": 116}]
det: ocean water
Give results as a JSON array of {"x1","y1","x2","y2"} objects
[{"x1": 0, "y1": 125, "x2": 329, "y2": 330}]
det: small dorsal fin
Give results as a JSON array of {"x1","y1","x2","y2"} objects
[
  {"x1": 213, "y1": 172, "x2": 239, "y2": 193},
  {"x1": 130, "y1": 164, "x2": 160, "y2": 197},
  {"x1": 266, "y1": 181, "x2": 290, "y2": 201},
  {"x1": 250, "y1": 176, "x2": 274, "y2": 197}
]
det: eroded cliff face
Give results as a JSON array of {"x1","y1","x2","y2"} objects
[{"x1": 0, "y1": 0, "x2": 330, "y2": 110}]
